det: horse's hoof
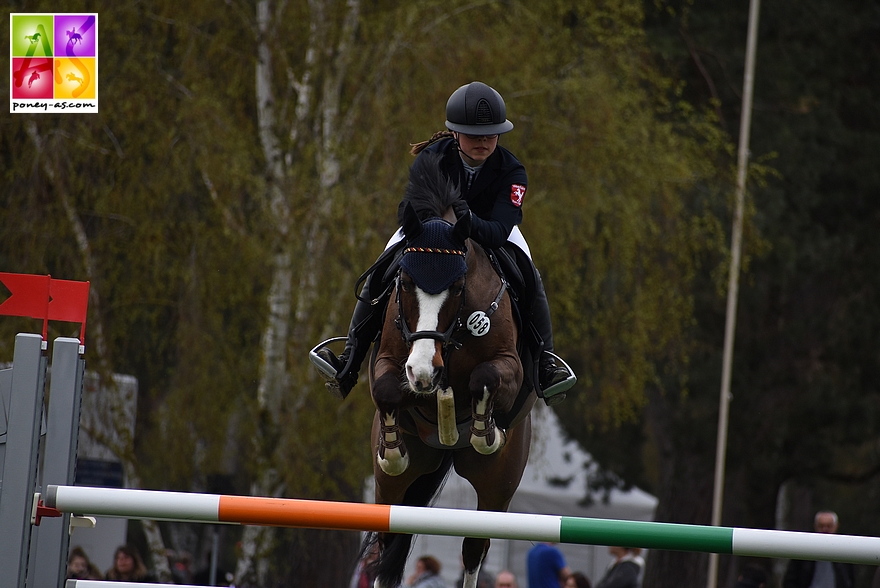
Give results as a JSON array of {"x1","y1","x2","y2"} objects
[{"x1": 377, "y1": 449, "x2": 409, "y2": 476}]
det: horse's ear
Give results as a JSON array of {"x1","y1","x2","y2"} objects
[{"x1": 401, "y1": 202, "x2": 423, "y2": 240}]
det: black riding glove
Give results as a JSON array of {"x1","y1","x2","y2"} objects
[{"x1": 451, "y1": 200, "x2": 472, "y2": 242}]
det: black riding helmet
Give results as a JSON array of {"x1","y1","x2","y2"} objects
[{"x1": 445, "y1": 82, "x2": 514, "y2": 136}]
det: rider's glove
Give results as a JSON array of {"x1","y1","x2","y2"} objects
[{"x1": 452, "y1": 199, "x2": 470, "y2": 220}]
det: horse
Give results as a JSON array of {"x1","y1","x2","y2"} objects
[
  {"x1": 363, "y1": 153, "x2": 537, "y2": 588},
  {"x1": 66, "y1": 28, "x2": 83, "y2": 45}
]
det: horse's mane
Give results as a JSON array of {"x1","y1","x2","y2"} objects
[{"x1": 398, "y1": 152, "x2": 460, "y2": 224}]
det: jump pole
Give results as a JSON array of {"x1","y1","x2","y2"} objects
[{"x1": 46, "y1": 485, "x2": 880, "y2": 565}]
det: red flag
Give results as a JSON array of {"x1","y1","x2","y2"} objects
[
  {"x1": 0, "y1": 272, "x2": 51, "y2": 319},
  {"x1": 48, "y1": 279, "x2": 90, "y2": 324}
]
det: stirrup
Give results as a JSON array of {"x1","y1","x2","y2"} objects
[
  {"x1": 540, "y1": 352, "x2": 577, "y2": 406},
  {"x1": 309, "y1": 337, "x2": 348, "y2": 380}
]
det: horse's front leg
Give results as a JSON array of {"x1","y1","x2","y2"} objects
[
  {"x1": 460, "y1": 538, "x2": 490, "y2": 588},
  {"x1": 468, "y1": 362, "x2": 506, "y2": 455},
  {"x1": 372, "y1": 371, "x2": 409, "y2": 475}
]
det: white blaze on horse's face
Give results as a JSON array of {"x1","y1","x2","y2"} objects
[{"x1": 405, "y1": 286, "x2": 448, "y2": 393}]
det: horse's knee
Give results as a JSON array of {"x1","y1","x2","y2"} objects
[
  {"x1": 469, "y1": 362, "x2": 502, "y2": 395},
  {"x1": 372, "y1": 372, "x2": 405, "y2": 413}
]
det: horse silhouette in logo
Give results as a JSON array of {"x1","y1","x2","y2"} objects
[
  {"x1": 66, "y1": 27, "x2": 83, "y2": 45},
  {"x1": 25, "y1": 32, "x2": 41, "y2": 44},
  {"x1": 28, "y1": 71, "x2": 41, "y2": 89},
  {"x1": 66, "y1": 72, "x2": 85, "y2": 86}
]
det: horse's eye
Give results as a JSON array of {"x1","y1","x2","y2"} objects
[
  {"x1": 400, "y1": 278, "x2": 413, "y2": 293},
  {"x1": 452, "y1": 285, "x2": 464, "y2": 297}
]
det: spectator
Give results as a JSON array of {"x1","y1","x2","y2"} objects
[
  {"x1": 735, "y1": 563, "x2": 768, "y2": 588},
  {"x1": 565, "y1": 572, "x2": 592, "y2": 588},
  {"x1": 168, "y1": 550, "x2": 194, "y2": 584},
  {"x1": 594, "y1": 547, "x2": 644, "y2": 588},
  {"x1": 407, "y1": 555, "x2": 447, "y2": 588},
  {"x1": 783, "y1": 511, "x2": 854, "y2": 588},
  {"x1": 527, "y1": 542, "x2": 571, "y2": 588},
  {"x1": 67, "y1": 546, "x2": 103, "y2": 580},
  {"x1": 350, "y1": 543, "x2": 379, "y2": 588},
  {"x1": 104, "y1": 544, "x2": 156, "y2": 583},
  {"x1": 496, "y1": 569, "x2": 518, "y2": 588}
]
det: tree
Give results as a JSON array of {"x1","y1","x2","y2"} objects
[{"x1": 2, "y1": 1, "x2": 760, "y2": 585}]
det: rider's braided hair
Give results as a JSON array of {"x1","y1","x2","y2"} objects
[{"x1": 409, "y1": 130, "x2": 454, "y2": 155}]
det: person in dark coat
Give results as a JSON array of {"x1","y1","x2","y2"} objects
[
  {"x1": 594, "y1": 547, "x2": 643, "y2": 588},
  {"x1": 783, "y1": 511, "x2": 854, "y2": 588}
]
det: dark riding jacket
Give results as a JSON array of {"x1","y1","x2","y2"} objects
[
  {"x1": 417, "y1": 138, "x2": 528, "y2": 250},
  {"x1": 783, "y1": 560, "x2": 854, "y2": 588}
]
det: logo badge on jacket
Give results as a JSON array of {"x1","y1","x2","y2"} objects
[{"x1": 510, "y1": 184, "x2": 526, "y2": 207}]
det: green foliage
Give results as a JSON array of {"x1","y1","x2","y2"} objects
[{"x1": 0, "y1": 0, "x2": 785, "y2": 583}]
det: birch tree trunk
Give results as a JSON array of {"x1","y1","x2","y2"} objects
[{"x1": 234, "y1": 0, "x2": 360, "y2": 584}]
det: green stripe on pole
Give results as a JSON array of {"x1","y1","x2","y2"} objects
[{"x1": 560, "y1": 517, "x2": 734, "y2": 554}]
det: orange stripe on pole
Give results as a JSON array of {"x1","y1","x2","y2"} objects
[{"x1": 218, "y1": 496, "x2": 392, "y2": 532}]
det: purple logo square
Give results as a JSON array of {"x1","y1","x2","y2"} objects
[{"x1": 54, "y1": 14, "x2": 96, "y2": 57}]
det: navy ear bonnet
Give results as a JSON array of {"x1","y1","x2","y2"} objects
[{"x1": 400, "y1": 219, "x2": 468, "y2": 295}]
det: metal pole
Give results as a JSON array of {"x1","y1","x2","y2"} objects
[
  {"x1": 209, "y1": 528, "x2": 219, "y2": 586},
  {"x1": 0, "y1": 334, "x2": 47, "y2": 588},
  {"x1": 45, "y1": 485, "x2": 880, "y2": 565},
  {"x1": 708, "y1": 0, "x2": 761, "y2": 587}
]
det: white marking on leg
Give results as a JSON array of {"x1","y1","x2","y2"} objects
[
  {"x1": 461, "y1": 562, "x2": 482, "y2": 588},
  {"x1": 473, "y1": 386, "x2": 491, "y2": 428},
  {"x1": 405, "y1": 288, "x2": 448, "y2": 391},
  {"x1": 470, "y1": 385, "x2": 505, "y2": 455}
]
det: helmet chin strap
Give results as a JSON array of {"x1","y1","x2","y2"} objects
[
  {"x1": 452, "y1": 132, "x2": 480, "y2": 167},
  {"x1": 452, "y1": 131, "x2": 465, "y2": 156}
]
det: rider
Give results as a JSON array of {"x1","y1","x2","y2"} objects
[{"x1": 316, "y1": 81, "x2": 575, "y2": 403}]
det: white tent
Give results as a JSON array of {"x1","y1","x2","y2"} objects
[{"x1": 392, "y1": 403, "x2": 658, "y2": 586}]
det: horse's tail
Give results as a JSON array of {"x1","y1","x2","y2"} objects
[{"x1": 371, "y1": 450, "x2": 454, "y2": 588}]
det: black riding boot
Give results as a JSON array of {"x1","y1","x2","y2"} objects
[
  {"x1": 316, "y1": 293, "x2": 379, "y2": 399},
  {"x1": 316, "y1": 244, "x2": 402, "y2": 399},
  {"x1": 532, "y1": 269, "x2": 575, "y2": 404}
]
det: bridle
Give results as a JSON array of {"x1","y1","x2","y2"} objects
[
  {"x1": 394, "y1": 245, "x2": 468, "y2": 350},
  {"x1": 394, "y1": 245, "x2": 509, "y2": 389}
]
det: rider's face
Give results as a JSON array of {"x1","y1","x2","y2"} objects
[{"x1": 454, "y1": 132, "x2": 498, "y2": 166}]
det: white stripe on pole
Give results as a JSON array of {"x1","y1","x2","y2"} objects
[
  {"x1": 732, "y1": 528, "x2": 880, "y2": 564},
  {"x1": 390, "y1": 505, "x2": 561, "y2": 542},
  {"x1": 51, "y1": 486, "x2": 221, "y2": 523}
]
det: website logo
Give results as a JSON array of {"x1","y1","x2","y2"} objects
[{"x1": 10, "y1": 13, "x2": 98, "y2": 114}]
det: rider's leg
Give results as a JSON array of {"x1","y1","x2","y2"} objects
[
  {"x1": 506, "y1": 227, "x2": 573, "y2": 399},
  {"x1": 317, "y1": 232, "x2": 405, "y2": 399},
  {"x1": 532, "y1": 271, "x2": 571, "y2": 390},
  {"x1": 316, "y1": 292, "x2": 376, "y2": 399}
]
